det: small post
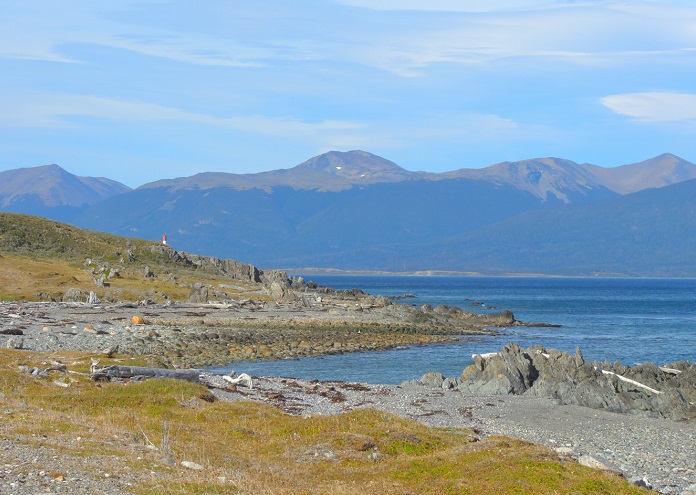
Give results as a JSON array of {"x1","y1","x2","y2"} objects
[{"x1": 162, "y1": 234, "x2": 167, "y2": 246}]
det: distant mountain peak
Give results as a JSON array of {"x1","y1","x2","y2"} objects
[
  {"x1": 296, "y1": 150, "x2": 405, "y2": 174},
  {"x1": 141, "y1": 150, "x2": 422, "y2": 192},
  {"x1": 438, "y1": 157, "x2": 609, "y2": 203},
  {"x1": 0, "y1": 164, "x2": 131, "y2": 209},
  {"x1": 583, "y1": 153, "x2": 696, "y2": 195},
  {"x1": 290, "y1": 150, "x2": 419, "y2": 188}
]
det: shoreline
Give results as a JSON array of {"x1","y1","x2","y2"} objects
[
  {"x1": 284, "y1": 268, "x2": 696, "y2": 280},
  {"x1": 2, "y1": 300, "x2": 695, "y2": 494},
  {"x1": 0, "y1": 297, "x2": 510, "y2": 369}
]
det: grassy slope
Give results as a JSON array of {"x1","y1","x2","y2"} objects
[
  {"x1": 0, "y1": 349, "x2": 648, "y2": 495},
  {"x1": 0, "y1": 212, "x2": 263, "y2": 302}
]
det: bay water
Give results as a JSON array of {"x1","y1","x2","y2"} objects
[{"x1": 210, "y1": 276, "x2": 696, "y2": 384}]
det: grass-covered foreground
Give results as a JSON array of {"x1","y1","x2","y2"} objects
[{"x1": 0, "y1": 349, "x2": 650, "y2": 494}]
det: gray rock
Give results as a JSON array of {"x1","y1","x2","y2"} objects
[
  {"x1": 574, "y1": 346, "x2": 584, "y2": 367},
  {"x1": 268, "y1": 281, "x2": 287, "y2": 300},
  {"x1": 6, "y1": 337, "x2": 23, "y2": 349},
  {"x1": 87, "y1": 291, "x2": 100, "y2": 304},
  {"x1": 62, "y1": 288, "x2": 86, "y2": 302},
  {"x1": 180, "y1": 460, "x2": 204, "y2": 471},
  {"x1": 458, "y1": 342, "x2": 537, "y2": 395},
  {"x1": 442, "y1": 377, "x2": 459, "y2": 389},
  {"x1": 457, "y1": 343, "x2": 696, "y2": 420},
  {"x1": 187, "y1": 283, "x2": 209, "y2": 303},
  {"x1": 398, "y1": 380, "x2": 426, "y2": 393},
  {"x1": 628, "y1": 476, "x2": 653, "y2": 489},
  {"x1": 419, "y1": 372, "x2": 445, "y2": 388},
  {"x1": 373, "y1": 296, "x2": 392, "y2": 307},
  {"x1": 578, "y1": 454, "x2": 624, "y2": 476},
  {"x1": 680, "y1": 483, "x2": 696, "y2": 495}
]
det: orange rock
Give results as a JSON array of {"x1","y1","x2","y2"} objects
[{"x1": 132, "y1": 316, "x2": 145, "y2": 325}]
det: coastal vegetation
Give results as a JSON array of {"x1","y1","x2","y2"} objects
[
  {"x1": 0, "y1": 212, "x2": 265, "y2": 303},
  {"x1": 0, "y1": 349, "x2": 648, "y2": 494},
  {"x1": 0, "y1": 212, "x2": 656, "y2": 493}
]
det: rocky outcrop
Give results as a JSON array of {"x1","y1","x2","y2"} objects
[
  {"x1": 147, "y1": 245, "x2": 264, "y2": 283},
  {"x1": 455, "y1": 343, "x2": 696, "y2": 421},
  {"x1": 145, "y1": 245, "x2": 298, "y2": 294}
]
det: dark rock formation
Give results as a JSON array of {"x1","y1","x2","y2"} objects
[
  {"x1": 145, "y1": 244, "x2": 296, "y2": 293},
  {"x1": 456, "y1": 343, "x2": 696, "y2": 421}
]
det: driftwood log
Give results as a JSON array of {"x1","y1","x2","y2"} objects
[{"x1": 91, "y1": 365, "x2": 200, "y2": 383}]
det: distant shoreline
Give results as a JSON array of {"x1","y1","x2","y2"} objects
[{"x1": 283, "y1": 268, "x2": 694, "y2": 279}]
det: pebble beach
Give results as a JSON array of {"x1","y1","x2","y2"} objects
[{"x1": 1, "y1": 300, "x2": 695, "y2": 494}]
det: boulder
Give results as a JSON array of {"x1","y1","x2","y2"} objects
[
  {"x1": 419, "y1": 372, "x2": 445, "y2": 388},
  {"x1": 187, "y1": 283, "x2": 209, "y2": 303},
  {"x1": 457, "y1": 343, "x2": 696, "y2": 421},
  {"x1": 373, "y1": 296, "x2": 392, "y2": 308},
  {"x1": 458, "y1": 342, "x2": 537, "y2": 395},
  {"x1": 268, "y1": 281, "x2": 287, "y2": 300},
  {"x1": 6, "y1": 337, "x2": 23, "y2": 349},
  {"x1": 62, "y1": 288, "x2": 86, "y2": 302}
]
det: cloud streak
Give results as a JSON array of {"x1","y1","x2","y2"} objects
[
  {"x1": 336, "y1": 0, "x2": 561, "y2": 12},
  {"x1": 0, "y1": 92, "x2": 363, "y2": 137},
  {"x1": 601, "y1": 92, "x2": 696, "y2": 122}
]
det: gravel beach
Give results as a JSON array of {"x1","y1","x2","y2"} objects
[
  {"x1": 1, "y1": 300, "x2": 695, "y2": 494},
  {"x1": 209, "y1": 374, "x2": 696, "y2": 495}
]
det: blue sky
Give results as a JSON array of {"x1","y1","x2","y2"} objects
[{"x1": 1, "y1": 0, "x2": 695, "y2": 188}]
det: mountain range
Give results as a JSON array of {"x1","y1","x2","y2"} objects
[
  {"x1": 0, "y1": 164, "x2": 131, "y2": 222},
  {"x1": 1, "y1": 150, "x2": 695, "y2": 277}
]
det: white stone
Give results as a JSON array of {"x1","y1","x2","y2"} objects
[{"x1": 181, "y1": 461, "x2": 204, "y2": 471}]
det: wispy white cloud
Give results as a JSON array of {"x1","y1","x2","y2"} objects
[
  {"x1": 600, "y1": 92, "x2": 696, "y2": 122},
  {"x1": 0, "y1": 2, "x2": 288, "y2": 67},
  {"x1": 0, "y1": 92, "x2": 363, "y2": 138},
  {"x1": 105, "y1": 35, "x2": 269, "y2": 68},
  {"x1": 2, "y1": 1, "x2": 695, "y2": 76},
  {"x1": 335, "y1": 0, "x2": 562, "y2": 12},
  {"x1": 337, "y1": 2, "x2": 696, "y2": 76}
]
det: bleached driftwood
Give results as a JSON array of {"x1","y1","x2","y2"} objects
[
  {"x1": 472, "y1": 352, "x2": 498, "y2": 360},
  {"x1": 91, "y1": 365, "x2": 200, "y2": 383},
  {"x1": 222, "y1": 372, "x2": 253, "y2": 389},
  {"x1": 597, "y1": 368, "x2": 662, "y2": 395},
  {"x1": 659, "y1": 367, "x2": 682, "y2": 375}
]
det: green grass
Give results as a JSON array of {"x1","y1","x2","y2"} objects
[{"x1": 0, "y1": 349, "x2": 651, "y2": 495}]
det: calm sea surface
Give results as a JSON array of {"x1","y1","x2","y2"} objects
[{"x1": 209, "y1": 276, "x2": 696, "y2": 384}]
